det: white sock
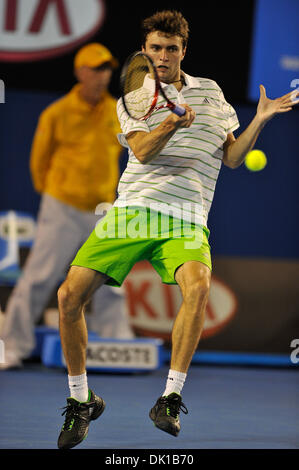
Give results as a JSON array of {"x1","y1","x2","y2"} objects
[
  {"x1": 162, "y1": 369, "x2": 187, "y2": 397},
  {"x1": 68, "y1": 372, "x2": 89, "y2": 402}
]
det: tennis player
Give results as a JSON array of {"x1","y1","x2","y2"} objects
[{"x1": 57, "y1": 10, "x2": 299, "y2": 449}]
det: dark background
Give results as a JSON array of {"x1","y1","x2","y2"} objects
[{"x1": 0, "y1": 1, "x2": 255, "y2": 102}]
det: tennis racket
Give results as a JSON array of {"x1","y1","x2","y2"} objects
[{"x1": 120, "y1": 51, "x2": 186, "y2": 121}]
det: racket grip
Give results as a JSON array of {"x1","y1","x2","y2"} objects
[{"x1": 172, "y1": 104, "x2": 186, "y2": 117}]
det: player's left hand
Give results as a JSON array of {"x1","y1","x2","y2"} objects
[{"x1": 257, "y1": 85, "x2": 299, "y2": 123}]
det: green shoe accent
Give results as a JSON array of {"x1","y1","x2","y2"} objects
[
  {"x1": 66, "y1": 389, "x2": 91, "y2": 405},
  {"x1": 149, "y1": 392, "x2": 188, "y2": 437}
]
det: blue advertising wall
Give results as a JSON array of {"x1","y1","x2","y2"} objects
[{"x1": 248, "y1": 0, "x2": 299, "y2": 101}]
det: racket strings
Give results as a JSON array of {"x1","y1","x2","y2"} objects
[{"x1": 122, "y1": 55, "x2": 156, "y2": 119}]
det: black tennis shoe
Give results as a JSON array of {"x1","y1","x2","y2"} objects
[
  {"x1": 57, "y1": 389, "x2": 105, "y2": 449},
  {"x1": 149, "y1": 392, "x2": 188, "y2": 436}
]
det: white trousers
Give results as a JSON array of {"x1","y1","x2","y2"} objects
[{"x1": 1, "y1": 194, "x2": 134, "y2": 361}]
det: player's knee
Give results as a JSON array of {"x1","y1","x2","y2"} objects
[
  {"x1": 57, "y1": 281, "x2": 83, "y2": 320},
  {"x1": 184, "y1": 272, "x2": 211, "y2": 307}
]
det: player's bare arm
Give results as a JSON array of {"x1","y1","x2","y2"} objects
[
  {"x1": 222, "y1": 115, "x2": 264, "y2": 169},
  {"x1": 127, "y1": 103, "x2": 195, "y2": 164},
  {"x1": 223, "y1": 85, "x2": 299, "y2": 169}
]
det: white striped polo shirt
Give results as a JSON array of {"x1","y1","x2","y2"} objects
[{"x1": 115, "y1": 72, "x2": 239, "y2": 227}]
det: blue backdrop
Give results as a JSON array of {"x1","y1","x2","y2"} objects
[
  {"x1": 248, "y1": 0, "x2": 299, "y2": 102},
  {"x1": 1, "y1": 88, "x2": 299, "y2": 259}
]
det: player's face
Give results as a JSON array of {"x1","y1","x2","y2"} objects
[{"x1": 142, "y1": 31, "x2": 186, "y2": 83}]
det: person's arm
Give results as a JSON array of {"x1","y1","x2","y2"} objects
[
  {"x1": 223, "y1": 85, "x2": 299, "y2": 169},
  {"x1": 30, "y1": 109, "x2": 55, "y2": 193},
  {"x1": 126, "y1": 104, "x2": 195, "y2": 164},
  {"x1": 222, "y1": 115, "x2": 263, "y2": 169}
]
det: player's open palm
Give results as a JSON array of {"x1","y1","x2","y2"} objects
[{"x1": 257, "y1": 84, "x2": 299, "y2": 123}]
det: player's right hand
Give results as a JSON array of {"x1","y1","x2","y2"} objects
[{"x1": 169, "y1": 103, "x2": 196, "y2": 128}]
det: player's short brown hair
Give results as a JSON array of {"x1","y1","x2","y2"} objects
[{"x1": 141, "y1": 10, "x2": 189, "y2": 49}]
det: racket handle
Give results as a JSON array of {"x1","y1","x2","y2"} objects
[{"x1": 172, "y1": 104, "x2": 186, "y2": 117}]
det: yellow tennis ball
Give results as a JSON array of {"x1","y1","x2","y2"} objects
[{"x1": 244, "y1": 150, "x2": 267, "y2": 172}]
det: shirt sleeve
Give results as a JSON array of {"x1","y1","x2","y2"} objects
[
  {"x1": 216, "y1": 85, "x2": 240, "y2": 134},
  {"x1": 116, "y1": 98, "x2": 150, "y2": 148}
]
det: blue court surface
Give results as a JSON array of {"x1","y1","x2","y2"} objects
[{"x1": 0, "y1": 362, "x2": 298, "y2": 451}]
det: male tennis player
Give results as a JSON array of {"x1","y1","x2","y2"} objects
[{"x1": 56, "y1": 11, "x2": 298, "y2": 449}]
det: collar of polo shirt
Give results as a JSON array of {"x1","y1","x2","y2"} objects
[{"x1": 143, "y1": 72, "x2": 200, "y2": 91}]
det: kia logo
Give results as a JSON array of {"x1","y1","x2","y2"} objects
[
  {"x1": 124, "y1": 261, "x2": 237, "y2": 341},
  {"x1": 0, "y1": 0, "x2": 106, "y2": 62}
]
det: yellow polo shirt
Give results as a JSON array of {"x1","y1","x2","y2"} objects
[{"x1": 30, "y1": 84, "x2": 122, "y2": 211}]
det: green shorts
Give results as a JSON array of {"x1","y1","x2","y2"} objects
[{"x1": 71, "y1": 206, "x2": 212, "y2": 287}]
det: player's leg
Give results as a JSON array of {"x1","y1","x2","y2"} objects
[
  {"x1": 57, "y1": 206, "x2": 152, "y2": 448},
  {"x1": 58, "y1": 265, "x2": 109, "y2": 376},
  {"x1": 57, "y1": 265, "x2": 108, "y2": 450},
  {"x1": 150, "y1": 260, "x2": 211, "y2": 437},
  {"x1": 171, "y1": 260, "x2": 211, "y2": 373},
  {"x1": 58, "y1": 206, "x2": 142, "y2": 385}
]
